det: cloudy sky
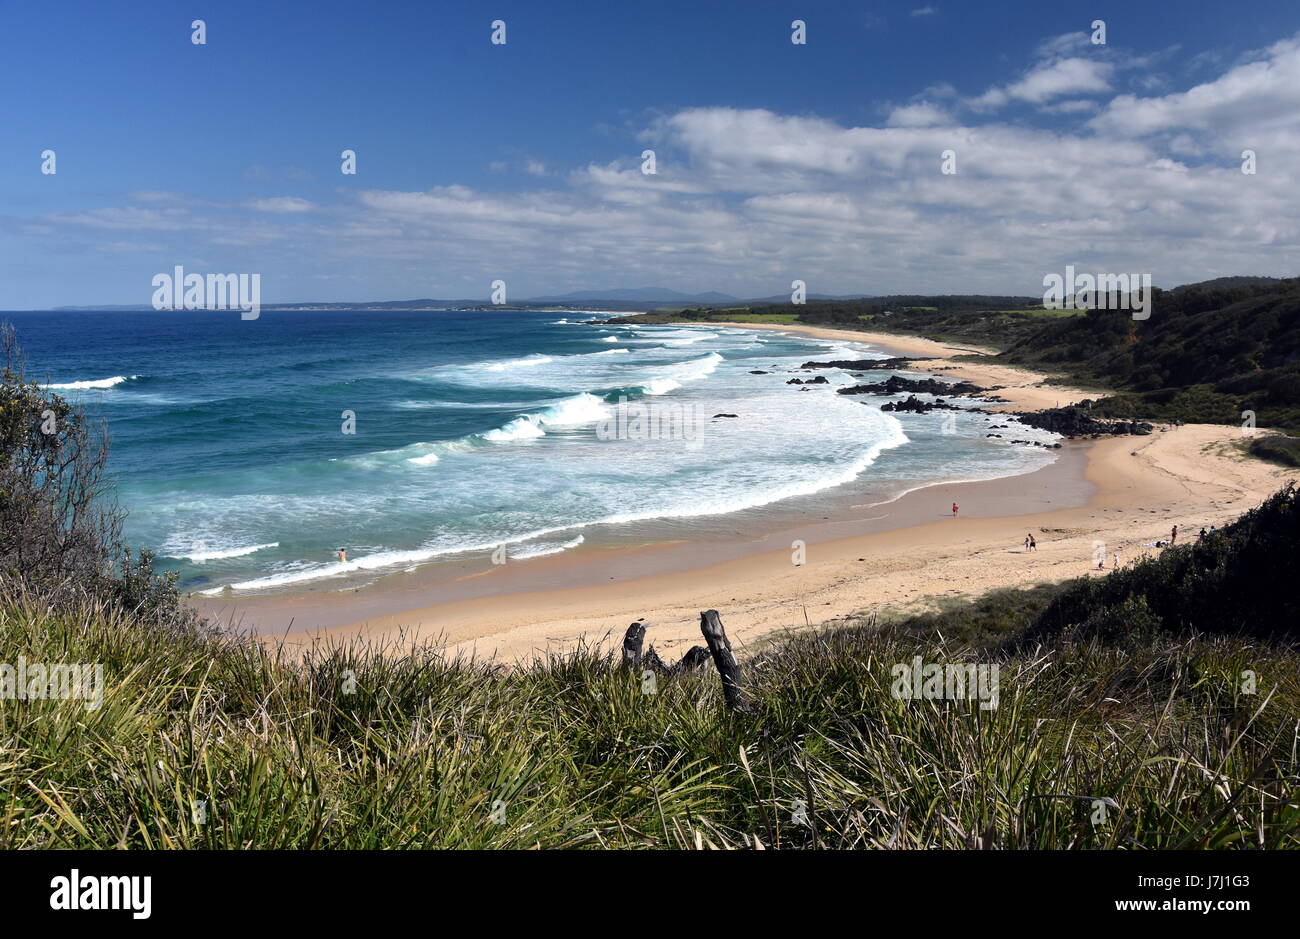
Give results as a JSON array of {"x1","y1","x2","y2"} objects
[{"x1": 2, "y1": 0, "x2": 1298, "y2": 307}]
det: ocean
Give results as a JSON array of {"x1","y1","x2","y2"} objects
[{"x1": 2, "y1": 309, "x2": 1059, "y2": 595}]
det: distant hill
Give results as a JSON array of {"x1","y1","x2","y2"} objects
[
  {"x1": 1171, "y1": 276, "x2": 1288, "y2": 293},
  {"x1": 526, "y1": 288, "x2": 741, "y2": 303}
]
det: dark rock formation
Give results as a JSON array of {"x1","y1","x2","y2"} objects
[
  {"x1": 801, "y1": 357, "x2": 915, "y2": 371},
  {"x1": 787, "y1": 376, "x2": 829, "y2": 385},
  {"x1": 1014, "y1": 406, "x2": 1153, "y2": 437},
  {"x1": 881, "y1": 395, "x2": 961, "y2": 414},
  {"x1": 837, "y1": 375, "x2": 983, "y2": 396}
]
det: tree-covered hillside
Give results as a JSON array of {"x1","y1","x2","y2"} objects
[{"x1": 1001, "y1": 279, "x2": 1300, "y2": 431}]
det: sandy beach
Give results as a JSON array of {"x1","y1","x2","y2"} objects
[{"x1": 204, "y1": 322, "x2": 1298, "y2": 662}]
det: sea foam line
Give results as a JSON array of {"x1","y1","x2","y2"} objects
[
  {"x1": 46, "y1": 375, "x2": 140, "y2": 390},
  {"x1": 177, "y1": 542, "x2": 280, "y2": 562}
]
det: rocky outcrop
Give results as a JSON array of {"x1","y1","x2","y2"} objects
[
  {"x1": 837, "y1": 375, "x2": 983, "y2": 396},
  {"x1": 801, "y1": 357, "x2": 915, "y2": 371},
  {"x1": 787, "y1": 376, "x2": 829, "y2": 385},
  {"x1": 881, "y1": 395, "x2": 961, "y2": 414},
  {"x1": 1014, "y1": 406, "x2": 1153, "y2": 437}
]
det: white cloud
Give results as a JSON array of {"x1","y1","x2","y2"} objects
[
  {"x1": 971, "y1": 57, "x2": 1113, "y2": 109},
  {"x1": 1090, "y1": 36, "x2": 1300, "y2": 137},
  {"x1": 248, "y1": 197, "x2": 316, "y2": 214},
  {"x1": 887, "y1": 102, "x2": 952, "y2": 127}
]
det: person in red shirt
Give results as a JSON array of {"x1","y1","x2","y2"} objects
[{"x1": 952, "y1": 502, "x2": 959, "y2": 517}]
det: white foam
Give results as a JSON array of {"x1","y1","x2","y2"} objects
[
  {"x1": 47, "y1": 375, "x2": 139, "y2": 390},
  {"x1": 642, "y1": 378, "x2": 681, "y2": 395},
  {"x1": 485, "y1": 355, "x2": 554, "y2": 372},
  {"x1": 481, "y1": 418, "x2": 546, "y2": 441},
  {"x1": 512, "y1": 534, "x2": 585, "y2": 560},
  {"x1": 180, "y1": 542, "x2": 279, "y2": 562},
  {"x1": 480, "y1": 393, "x2": 609, "y2": 441},
  {"x1": 540, "y1": 393, "x2": 610, "y2": 425}
]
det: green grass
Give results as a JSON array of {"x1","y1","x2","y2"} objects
[
  {"x1": 987, "y1": 308, "x2": 1084, "y2": 318},
  {"x1": 713, "y1": 313, "x2": 801, "y2": 324},
  {"x1": 2, "y1": 577, "x2": 1295, "y2": 849}
]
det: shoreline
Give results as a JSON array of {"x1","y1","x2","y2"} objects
[{"x1": 198, "y1": 321, "x2": 1300, "y2": 662}]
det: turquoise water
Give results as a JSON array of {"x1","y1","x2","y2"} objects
[{"x1": 3, "y1": 309, "x2": 1059, "y2": 593}]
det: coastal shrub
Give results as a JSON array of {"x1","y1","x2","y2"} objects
[
  {"x1": 1248, "y1": 434, "x2": 1300, "y2": 468},
  {"x1": 0, "y1": 323, "x2": 119, "y2": 587},
  {"x1": 0, "y1": 324, "x2": 195, "y2": 631}
]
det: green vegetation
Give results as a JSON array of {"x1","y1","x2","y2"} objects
[
  {"x1": 703, "y1": 312, "x2": 801, "y2": 324},
  {"x1": 1248, "y1": 434, "x2": 1300, "y2": 468},
  {"x1": 1002, "y1": 279, "x2": 1300, "y2": 433}
]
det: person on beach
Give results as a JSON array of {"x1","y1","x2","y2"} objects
[
  {"x1": 1029, "y1": 534, "x2": 1037, "y2": 551},
  {"x1": 338, "y1": 547, "x2": 348, "y2": 563},
  {"x1": 1113, "y1": 550, "x2": 1121, "y2": 569},
  {"x1": 1199, "y1": 528, "x2": 1206, "y2": 540},
  {"x1": 1024, "y1": 534, "x2": 1031, "y2": 551},
  {"x1": 1171, "y1": 525, "x2": 1178, "y2": 544},
  {"x1": 952, "y1": 502, "x2": 959, "y2": 517}
]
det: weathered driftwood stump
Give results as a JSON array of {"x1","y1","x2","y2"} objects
[
  {"x1": 621, "y1": 621, "x2": 646, "y2": 668},
  {"x1": 699, "y1": 609, "x2": 751, "y2": 712}
]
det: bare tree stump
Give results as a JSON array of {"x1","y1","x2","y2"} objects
[
  {"x1": 699, "y1": 610, "x2": 750, "y2": 712},
  {"x1": 622, "y1": 621, "x2": 646, "y2": 668}
]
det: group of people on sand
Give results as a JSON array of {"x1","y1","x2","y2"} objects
[
  {"x1": 1152, "y1": 523, "x2": 1216, "y2": 549},
  {"x1": 951, "y1": 501, "x2": 1214, "y2": 568},
  {"x1": 1097, "y1": 549, "x2": 1122, "y2": 570}
]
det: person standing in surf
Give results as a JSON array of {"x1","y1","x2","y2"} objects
[
  {"x1": 338, "y1": 547, "x2": 348, "y2": 563},
  {"x1": 952, "y1": 502, "x2": 959, "y2": 518}
]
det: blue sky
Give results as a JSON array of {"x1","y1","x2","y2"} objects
[{"x1": 2, "y1": 0, "x2": 1299, "y2": 306}]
